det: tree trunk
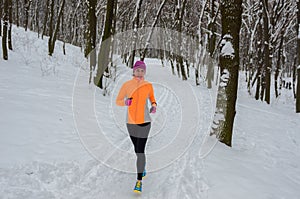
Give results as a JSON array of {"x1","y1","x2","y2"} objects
[
  {"x1": 2, "y1": 0, "x2": 9, "y2": 60},
  {"x1": 296, "y1": 0, "x2": 300, "y2": 113},
  {"x1": 34, "y1": 0, "x2": 40, "y2": 37},
  {"x1": 207, "y1": 56, "x2": 214, "y2": 88},
  {"x1": 48, "y1": 0, "x2": 54, "y2": 54},
  {"x1": 275, "y1": 34, "x2": 284, "y2": 98},
  {"x1": 210, "y1": 0, "x2": 242, "y2": 147},
  {"x1": 16, "y1": 0, "x2": 19, "y2": 27},
  {"x1": 255, "y1": 17, "x2": 263, "y2": 101},
  {"x1": 292, "y1": 57, "x2": 297, "y2": 98},
  {"x1": 195, "y1": 0, "x2": 207, "y2": 86},
  {"x1": 174, "y1": 4, "x2": 181, "y2": 78},
  {"x1": 94, "y1": 0, "x2": 115, "y2": 88},
  {"x1": 0, "y1": 0, "x2": 2, "y2": 36},
  {"x1": 85, "y1": 0, "x2": 97, "y2": 58},
  {"x1": 42, "y1": 0, "x2": 50, "y2": 39},
  {"x1": 207, "y1": 0, "x2": 217, "y2": 88},
  {"x1": 86, "y1": 0, "x2": 97, "y2": 84},
  {"x1": 110, "y1": 0, "x2": 118, "y2": 61},
  {"x1": 61, "y1": 1, "x2": 65, "y2": 55},
  {"x1": 262, "y1": 0, "x2": 271, "y2": 104},
  {"x1": 129, "y1": 0, "x2": 143, "y2": 69},
  {"x1": 175, "y1": 0, "x2": 187, "y2": 80},
  {"x1": 180, "y1": 0, "x2": 187, "y2": 80},
  {"x1": 49, "y1": 0, "x2": 65, "y2": 56},
  {"x1": 8, "y1": 0, "x2": 12, "y2": 50},
  {"x1": 24, "y1": 0, "x2": 31, "y2": 31}
]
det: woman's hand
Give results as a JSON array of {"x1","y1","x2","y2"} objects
[
  {"x1": 150, "y1": 106, "x2": 156, "y2": 113},
  {"x1": 125, "y1": 98, "x2": 133, "y2": 106}
]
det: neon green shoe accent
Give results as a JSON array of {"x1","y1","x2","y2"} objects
[{"x1": 133, "y1": 181, "x2": 142, "y2": 193}]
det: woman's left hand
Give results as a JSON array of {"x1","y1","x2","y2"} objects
[{"x1": 150, "y1": 106, "x2": 156, "y2": 113}]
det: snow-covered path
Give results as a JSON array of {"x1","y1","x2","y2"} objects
[{"x1": 70, "y1": 60, "x2": 214, "y2": 198}]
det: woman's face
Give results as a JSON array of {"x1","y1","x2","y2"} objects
[{"x1": 134, "y1": 68, "x2": 145, "y2": 78}]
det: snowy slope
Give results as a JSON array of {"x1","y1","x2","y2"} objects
[{"x1": 0, "y1": 27, "x2": 300, "y2": 199}]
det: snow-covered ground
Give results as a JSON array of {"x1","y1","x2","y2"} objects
[{"x1": 0, "y1": 27, "x2": 300, "y2": 199}]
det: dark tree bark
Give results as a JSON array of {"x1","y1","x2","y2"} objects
[
  {"x1": 293, "y1": 57, "x2": 297, "y2": 99},
  {"x1": 174, "y1": 0, "x2": 187, "y2": 80},
  {"x1": 24, "y1": 0, "x2": 32, "y2": 31},
  {"x1": 85, "y1": 0, "x2": 97, "y2": 57},
  {"x1": 42, "y1": 0, "x2": 50, "y2": 39},
  {"x1": 47, "y1": 0, "x2": 54, "y2": 53},
  {"x1": 49, "y1": 0, "x2": 65, "y2": 56},
  {"x1": 94, "y1": 0, "x2": 115, "y2": 88},
  {"x1": 61, "y1": 0, "x2": 65, "y2": 54},
  {"x1": 275, "y1": 33, "x2": 284, "y2": 98},
  {"x1": 34, "y1": 0, "x2": 40, "y2": 37},
  {"x1": 85, "y1": 0, "x2": 97, "y2": 84},
  {"x1": 2, "y1": 0, "x2": 9, "y2": 60},
  {"x1": 16, "y1": 0, "x2": 19, "y2": 27},
  {"x1": 262, "y1": 0, "x2": 271, "y2": 104},
  {"x1": 296, "y1": 0, "x2": 300, "y2": 113},
  {"x1": 174, "y1": 4, "x2": 181, "y2": 78},
  {"x1": 8, "y1": 0, "x2": 12, "y2": 50},
  {"x1": 0, "y1": 0, "x2": 2, "y2": 36},
  {"x1": 211, "y1": 0, "x2": 242, "y2": 147},
  {"x1": 207, "y1": 0, "x2": 217, "y2": 88},
  {"x1": 255, "y1": 17, "x2": 263, "y2": 101},
  {"x1": 178, "y1": 0, "x2": 187, "y2": 81}
]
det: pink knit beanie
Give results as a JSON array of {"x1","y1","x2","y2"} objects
[{"x1": 133, "y1": 61, "x2": 146, "y2": 71}]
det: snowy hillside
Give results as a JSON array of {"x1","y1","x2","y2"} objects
[{"x1": 0, "y1": 27, "x2": 300, "y2": 199}]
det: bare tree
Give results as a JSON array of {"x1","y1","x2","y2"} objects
[
  {"x1": 0, "y1": 0, "x2": 2, "y2": 36},
  {"x1": 48, "y1": 0, "x2": 65, "y2": 56},
  {"x1": 255, "y1": 14, "x2": 263, "y2": 101},
  {"x1": 195, "y1": 0, "x2": 208, "y2": 86},
  {"x1": 85, "y1": 0, "x2": 97, "y2": 83},
  {"x1": 242, "y1": 1, "x2": 260, "y2": 95},
  {"x1": 206, "y1": 0, "x2": 218, "y2": 88},
  {"x1": 140, "y1": 0, "x2": 167, "y2": 61},
  {"x1": 2, "y1": 0, "x2": 9, "y2": 60},
  {"x1": 8, "y1": 0, "x2": 12, "y2": 50},
  {"x1": 32, "y1": 0, "x2": 40, "y2": 36},
  {"x1": 128, "y1": 0, "x2": 143, "y2": 69},
  {"x1": 174, "y1": 0, "x2": 188, "y2": 80},
  {"x1": 210, "y1": 0, "x2": 242, "y2": 147},
  {"x1": 24, "y1": 0, "x2": 32, "y2": 31},
  {"x1": 47, "y1": 0, "x2": 54, "y2": 53},
  {"x1": 261, "y1": 0, "x2": 271, "y2": 104},
  {"x1": 94, "y1": 0, "x2": 115, "y2": 89},
  {"x1": 42, "y1": 0, "x2": 50, "y2": 39},
  {"x1": 16, "y1": 0, "x2": 19, "y2": 27},
  {"x1": 296, "y1": 0, "x2": 300, "y2": 113}
]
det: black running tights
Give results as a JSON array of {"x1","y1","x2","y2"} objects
[{"x1": 126, "y1": 122, "x2": 151, "y2": 180}]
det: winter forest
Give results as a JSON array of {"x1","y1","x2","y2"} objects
[
  {"x1": 2, "y1": 0, "x2": 300, "y2": 145},
  {"x1": 1, "y1": 0, "x2": 300, "y2": 198}
]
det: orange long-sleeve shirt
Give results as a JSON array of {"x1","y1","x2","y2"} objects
[{"x1": 116, "y1": 77, "x2": 157, "y2": 124}]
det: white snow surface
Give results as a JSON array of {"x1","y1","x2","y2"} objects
[
  {"x1": 220, "y1": 40, "x2": 235, "y2": 59},
  {"x1": 0, "y1": 27, "x2": 300, "y2": 199}
]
